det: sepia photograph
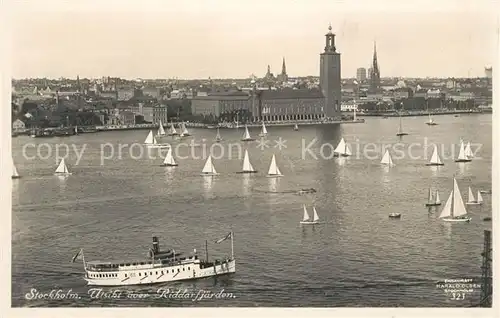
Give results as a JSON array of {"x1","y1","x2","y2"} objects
[{"x1": 3, "y1": 0, "x2": 498, "y2": 314}]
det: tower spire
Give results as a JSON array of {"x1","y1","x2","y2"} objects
[
  {"x1": 281, "y1": 57, "x2": 287, "y2": 75},
  {"x1": 370, "y1": 41, "x2": 380, "y2": 91}
]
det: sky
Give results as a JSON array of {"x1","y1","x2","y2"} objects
[{"x1": 5, "y1": 0, "x2": 500, "y2": 79}]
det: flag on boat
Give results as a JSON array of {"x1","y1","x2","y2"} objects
[
  {"x1": 71, "y1": 249, "x2": 83, "y2": 263},
  {"x1": 215, "y1": 232, "x2": 232, "y2": 244}
]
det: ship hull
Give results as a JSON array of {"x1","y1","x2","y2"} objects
[
  {"x1": 241, "y1": 138, "x2": 255, "y2": 141},
  {"x1": 425, "y1": 203, "x2": 441, "y2": 207},
  {"x1": 442, "y1": 217, "x2": 471, "y2": 222},
  {"x1": 84, "y1": 260, "x2": 235, "y2": 286},
  {"x1": 396, "y1": 133, "x2": 408, "y2": 136},
  {"x1": 455, "y1": 159, "x2": 472, "y2": 163},
  {"x1": 300, "y1": 221, "x2": 319, "y2": 225},
  {"x1": 426, "y1": 163, "x2": 444, "y2": 166}
]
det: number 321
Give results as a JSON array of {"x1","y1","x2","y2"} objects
[{"x1": 451, "y1": 292, "x2": 466, "y2": 300}]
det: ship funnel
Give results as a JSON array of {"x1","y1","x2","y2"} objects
[{"x1": 152, "y1": 236, "x2": 159, "y2": 253}]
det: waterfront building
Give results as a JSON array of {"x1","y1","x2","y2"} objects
[
  {"x1": 356, "y1": 67, "x2": 367, "y2": 82},
  {"x1": 152, "y1": 105, "x2": 168, "y2": 125},
  {"x1": 118, "y1": 111, "x2": 136, "y2": 125},
  {"x1": 12, "y1": 119, "x2": 25, "y2": 131},
  {"x1": 319, "y1": 24, "x2": 342, "y2": 119},
  {"x1": 191, "y1": 91, "x2": 251, "y2": 117}
]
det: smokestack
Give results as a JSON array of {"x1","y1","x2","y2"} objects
[{"x1": 152, "y1": 236, "x2": 159, "y2": 254}]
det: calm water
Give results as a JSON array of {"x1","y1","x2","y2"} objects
[{"x1": 12, "y1": 114, "x2": 492, "y2": 307}]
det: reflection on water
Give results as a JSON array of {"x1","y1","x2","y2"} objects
[
  {"x1": 202, "y1": 176, "x2": 214, "y2": 198},
  {"x1": 242, "y1": 174, "x2": 251, "y2": 196},
  {"x1": 57, "y1": 175, "x2": 67, "y2": 191},
  {"x1": 268, "y1": 177, "x2": 279, "y2": 192},
  {"x1": 164, "y1": 167, "x2": 175, "y2": 183},
  {"x1": 457, "y1": 162, "x2": 470, "y2": 176},
  {"x1": 440, "y1": 222, "x2": 452, "y2": 241},
  {"x1": 337, "y1": 157, "x2": 347, "y2": 166}
]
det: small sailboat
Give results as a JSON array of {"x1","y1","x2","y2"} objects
[
  {"x1": 480, "y1": 189, "x2": 492, "y2": 194},
  {"x1": 426, "y1": 113, "x2": 438, "y2": 125},
  {"x1": 160, "y1": 148, "x2": 178, "y2": 167},
  {"x1": 168, "y1": 123, "x2": 179, "y2": 136},
  {"x1": 333, "y1": 138, "x2": 352, "y2": 157},
  {"x1": 455, "y1": 141, "x2": 472, "y2": 162},
  {"x1": 157, "y1": 120, "x2": 166, "y2": 136},
  {"x1": 425, "y1": 188, "x2": 441, "y2": 206},
  {"x1": 466, "y1": 187, "x2": 483, "y2": 205},
  {"x1": 215, "y1": 128, "x2": 222, "y2": 142},
  {"x1": 426, "y1": 144, "x2": 444, "y2": 166},
  {"x1": 266, "y1": 154, "x2": 283, "y2": 177},
  {"x1": 74, "y1": 125, "x2": 79, "y2": 134},
  {"x1": 241, "y1": 125, "x2": 255, "y2": 141},
  {"x1": 438, "y1": 178, "x2": 471, "y2": 222},
  {"x1": 144, "y1": 130, "x2": 170, "y2": 148},
  {"x1": 464, "y1": 142, "x2": 474, "y2": 159},
  {"x1": 181, "y1": 122, "x2": 191, "y2": 136},
  {"x1": 12, "y1": 158, "x2": 20, "y2": 179},
  {"x1": 380, "y1": 149, "x2": 394, "y2": 166},
  {"x1": 389, "y1": 212, "x2": 401, "y2": 219},
  {"x1": 294, "y1": 123, "x2": 299, "y2": 131},
  {"x1": 396, "y1": 116, "x2": 408, "y2": 136},
  {"x1": 200, "y1": 155, "x2": 219, "y2": 176},
  {"x1": 300, "y1": 205, "x2": 320, "y2": 225},
  {"x1": 54, "y1": 158, "x2": 72, "y2": 175},
  {"x1": 259, "y1": 122, "x2": 268, "y2": 137},
  {"x1": 237, "y1": 150, "x2": 257, "y2": 174}
]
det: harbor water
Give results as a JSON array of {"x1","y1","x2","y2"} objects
[{"x1": 12, "y1": 114, "x2": 492, "y2": 307}]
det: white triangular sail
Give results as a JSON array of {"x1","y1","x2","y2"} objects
[
  {"x1": 381, "y1": 150, "x2": 394, "y2": 165},
  {"x1": 457, "y1": 142, "x2": 467, "y2": 160},
  {"x1": 468, "y1": 187, "x2": 475, "y2": 203},
  {"x1": 477, "y1": 191, "x2": 483, "y2": 203},
  {"x1": 439, "y1": 191, "x2": 453, "y2": 218},
  {"x1": 261, "y1": 122, "x2": 268, "y2": 135},
  {"x1": 428, "y1": 113, "x2": 434, "y2": 124},
  {"x1": 201, "y1": 155, "x2": 217, "y2": 174},
  {"x1": 55, "y1": 158, "x2": 69, "y2": 174},
  {"x1": 294, "y1": 124, "x2": 299, "y2": 130},
  {"x1": 302, "y1": 205, "x2": 310, "y2": 221},
  {"x1": 242, "y1": 150, "x2": 255, "y2": 172},
  {"x1": 267, "y1": 154, "x2": 282, "y2": 176},
  {"x1": 182, "y1": 123, "x2": 189, "y2": 135},
  {"x1": 430, "y1": 144, "x2": 443, "y2": 165},
  {"x1": 435, "y1": 190, "x2": 441, "y2": 204},
  {"x1": 170, "y1": 123, "x2": 177, "y2": 135},
  {"x1": 157, "y1": 121, "x2": 166, "y2": 136},
  {"x1": 334, "y1": 138, "x2": 346, "y2": 154},
  {"x1": 452, "y1": 178, "x2": 468, "y2": 217},
  {"x1": 312, "y1": 207, "x2": 319, "y2": 222},
  {"x1": 465, "y1": 142, "x2": 473, "y2": 158},
  {"x1": 144, "y1": 130, "x2": 154, "y2": 144},
  {"x1": 428, "y1": 188, "x2": 433, "y2": 203},
  {"x1": 163, "y1": 148, "x2": 176, "y2": 166},
  {"x1": 12, "y1": 158, "x2": 19, "y2": 178},
  {"x1": 398, "y1": 116, "x2": 404, "y2": 133},
  {"x1": 215, "y1": 128, "x2": 222, "y2": 141},
  {"x1": 345, "y1": 143, "x2": 352, "y2": 156},
  {"x1": 243, "y1": 126, "x2": 252, "y2": 140}
]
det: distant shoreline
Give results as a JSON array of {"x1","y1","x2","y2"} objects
[{"x1": 356, "y1": 109, "x2": 489, "y2": 117}]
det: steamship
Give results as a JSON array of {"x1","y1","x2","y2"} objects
[{"x1": 78, "y1": 234, "x2": 235, "y2": 286}]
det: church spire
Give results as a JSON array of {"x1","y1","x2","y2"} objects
[
  {"x1": 370, "y1": 41, "x2": 380, "y2": 91},
  {"x1": 281, "y1": 57, "x2": 287, "y2": 75}
]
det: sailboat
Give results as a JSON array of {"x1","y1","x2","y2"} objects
[
  {"x1": 426, "y1": 144, "x2": 444, "y2": 166},
  {"x1": 12, "y1": 158, "x2": 20, "y2": 179},
  {"x1": 160, "y1": 148, "x2": 178, "y2": 167},
  {"x1": 157, "y1": 120, "x2": 166, "y2": 137},
  {"x1": 259, "y1": 122, "x2": 268, "y2": 137},
  {"x1": 438, "y1": 178, "x2": 471, "y2": 222},
  {"x1": 396, "y1": 115, "x2": 408, "y2": 136},
  {"x1": 299, "y1": 205, "x2": 320, "y2": 225},
  {"x1": 466, "y1": 187, "x2": 483, "y2": 205},
  {"x1": 200, "y1": 155, "x2": 219, "y2": 176},
  {"x1": 74, "y1": 125, "x2": 79, "y2": 134},
  {"x1": 380, "y1": 149, "x2": 394, "y2": 166},
  {"x1": 425, "y1": 188, "x2": 441, "y2": 206},
  {"x1": 333, "y1": 138, "x2": 352, "y2": 157},
  {"x1": 426, "y1": 113, "x2": 438, "y2": 125},
  {"x1": 464, "y1": 142, "x2": 474, "y2": 159},
  {"x1": 215, "y1": 128, "x2": 222, "y2": 142},
  {"x1": 181, "y1": 122, "x2": 191, "y2": 136},
  {"x1": 168, "y1": 123, "x2": 179, "y2": 136},
  {"x1": 237, "y1": 150, "x2": 257, "y2": 174},
  {"x1": 455, "y1": 141, "x2": 472, "y2": 162},
  {"x1": 144, "y1": 130, "x2": 170, "y2": 148},
  {"x1": 294, "y1": 123, "x2": 299, "y2": 131},
  {"x1": 54, "y1": 158, "x2": 72, "y2": 175},
  {"x1": 266, "y1": 154, "x2": 283, "y2": 177},
  {"x1": 241, "y1": 125, "x2": 255, "y2": 141}
]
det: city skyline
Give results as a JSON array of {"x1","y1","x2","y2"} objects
[{"x1": 6, "y1": 0, "x2": 499, "y2": 79}]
